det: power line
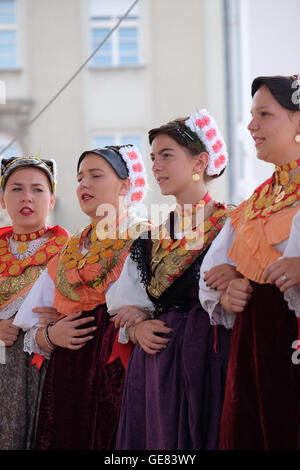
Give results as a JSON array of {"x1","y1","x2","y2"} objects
[{"x1": 0, "y1": 0, "x2": 140, "y2": 157}]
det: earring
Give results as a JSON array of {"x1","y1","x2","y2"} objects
[
  {"x1": 192, "y1": 173, "x2": 200, "y2": 182},
  {"x1": 295, "y1": 133, "x2": 300, "y2": 143}
]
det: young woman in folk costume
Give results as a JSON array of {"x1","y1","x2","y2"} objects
[
  {"x1": 0, "y1": 156, "x2": 68, "y2": 450},
  {"x1": 14, "y1": 145, "x2": 149, "y2": 450},
  {"x1": 106, "y1": 109, "x2": 239, "y2": 450},
  {"x1": 200, "y1": 74, "x2": 300, "y2": 449}
]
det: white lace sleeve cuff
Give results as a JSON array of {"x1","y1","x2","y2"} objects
[{"x1": 23, "y1": 327, "x2": 51, "y2": 359}]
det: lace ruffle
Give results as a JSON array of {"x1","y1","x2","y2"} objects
[
  {"x1": 284, "y1": 286, "x2": 300, "y2": 318},
  {"x1": 23, "y1": 327, "x2": 50, "y2": 358}
]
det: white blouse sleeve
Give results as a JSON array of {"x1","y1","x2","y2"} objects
[
  {"x1": 106, "y1": 253, "x2": 156, "y2": 344},
  {"x1": 282, "y1": 209, "x2": 300, "y2": 318},
  {"x1": 13, "y1": 268, "x2": 55, "y2": 330},
  {"x1": 199, "y1": 217, "x2": 237, "y2": 329},
  {"x1": 106, "y1": 253, "x2": 155, "y2": 315}
]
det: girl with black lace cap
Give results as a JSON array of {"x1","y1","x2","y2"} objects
[{"x1": 107, "y1": 110, "x2": 238, "y2": 450}]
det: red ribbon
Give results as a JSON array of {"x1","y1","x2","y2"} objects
[
  {"x1": 107, "y1": 335, "x2": 133, "y2": 369},
  {"x1": 30, "y1": 353, "x2": 45, "y2": 370}
]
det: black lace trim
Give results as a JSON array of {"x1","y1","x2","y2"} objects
[{"x1": 130, "y1": 235, "x2": 209, "y2": 316}]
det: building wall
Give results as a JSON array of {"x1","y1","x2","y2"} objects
[{"x1": 0, "y1": 0, "x2": 230, "y2": 231}]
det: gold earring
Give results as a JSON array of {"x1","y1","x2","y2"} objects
[
  {"x1": 295, "y1": 133, "x2": 300, "y2": 143},
  {"x1": 192, "y1": 173, "x2": 200, "y2": 182}
]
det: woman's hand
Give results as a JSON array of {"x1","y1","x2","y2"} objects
[
  {"x1": 129, "y1": 319, "x2": 172, "y2": 355},
  {"x1": 204, "y1": 263, "x2": 242, "y2": 291},
  {"x1": 48, "y1": 311, "x2": 97, "y2": 350},
  {"x1": 32, "y1": 306, "x2": 60, "y2": 328},
  {"x1": 262, "y1": 257, "x2": 300, "y2": 292},
  {"x1": 220, "y1": 278, "x2": 253, "y2": 314},
  {"x1": 110, "y1": 306, "x2": 151, "y2": 329},
  {"x1": 0, "y1": 318, "x2": 20, "y2": 346}
]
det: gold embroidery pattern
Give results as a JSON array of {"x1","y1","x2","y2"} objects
[
  {"x1": 0, "y1": 264, "x2": 46, "y2": 306},
  {"x1": 147, "y1": 209, "x2": 231, "y2": 299}
]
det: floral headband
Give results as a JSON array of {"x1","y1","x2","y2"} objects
[
  {"x1": 118, "y1": 145, "x2": 148, "y2": 205},
  {"x1": 179, "y1": 109, "x2": 228, "y2": 176}
]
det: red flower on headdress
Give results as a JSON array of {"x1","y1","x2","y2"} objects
[
  {"x1": 127, "y1": 151, "x2": 138, "y2": 160},
  {"x1": 214, "y1": 155, "x2": 226, "y2": 168},
  {"x1": 134, "y1": 177, "x2": 145, "y2": 187},
  {"x1": 132, "y1": 163, "x2": 143, "y2": 172},
  {"x1": 195, "y1": 116, "x2": 210, "y2": 128},
  {"x1": 212, "y1": 140, "x2": 223, "y2": 153},
  {"x1": 205, "y1": 128, "x2": 217, "y2": 140},
  {"x1": 131, "y1": 191, "x2": 143, "y2": 202}
]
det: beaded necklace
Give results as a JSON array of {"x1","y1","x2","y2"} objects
[
  {"x1": 245, "y1": 160, "x2": 300, "y2": 220},
  {"x1": 12, "y1": 226, "x2": 49, "y2": 255}
]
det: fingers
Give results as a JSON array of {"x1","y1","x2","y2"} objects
[
  {"x1": 111, "y1": 307, "x2": 149, "y2": 329},
  {"x1": 73, "y1": 325, "x2": 97, "y2": 338},
  {"x1": 135, "y1": 320, "x2": 173, "y2": 354}
]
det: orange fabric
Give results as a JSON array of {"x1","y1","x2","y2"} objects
[
  {"x1": 47, "y1": 245, "x2": 131, "y2": 315},
  {"x1": 228, "y1": 202, "x2": 300, "y2": 283}
]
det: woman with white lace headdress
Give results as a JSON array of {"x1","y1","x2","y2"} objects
[
  {"x1": 199, "y1": 74, "x2": 300, "y2": 449},
  {"x1": 0, "y1": 156, "x2": 68, "y2": 449}
]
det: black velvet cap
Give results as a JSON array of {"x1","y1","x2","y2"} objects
[{"x1": 77, "y1": 147, "x2": 129, "y2": 179}]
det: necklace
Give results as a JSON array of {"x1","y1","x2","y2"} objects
[
  {"x1": 175, "y1": 192, "x2": 213, "y2": 233},
  {"x1": 0, "y1": 226, "x2": 68, "y2": 276},
  {"x1": 155, "y1": 202, "x2": 228, "y2": 258},
  {"x1": 61, "y1": 222, "x2": 131, "y2": 271},
  {"x1": 275, "y1": 157, "x2": 300, "y2": 186},
  {"x1": 245, "y1": 171, "x2": 300, "y2": 220},
  {"x1": 12, "y1": 227, "x2": 49, "y2": 255}
]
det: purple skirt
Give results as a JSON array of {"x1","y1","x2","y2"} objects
[
  {"x1": 116, "y1": 305, "x2": 231, "y2": 450},
  {"x1": 35, "y1": 306, "x2": 125, "y2": 450}
]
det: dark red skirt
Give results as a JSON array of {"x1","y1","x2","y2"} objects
[
  {"x1": 220, "y1": 282, "x2": 300, "y2": 450},
  {"x1": 35, "y1": 306, "x2": 124, "y2": 450}
]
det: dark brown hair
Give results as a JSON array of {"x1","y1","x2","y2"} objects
[
  {"x1": 251, "y1": 75, "x2": 300, "y2": 112},
  {"x1": 148, "y1": 119, "x2": 225, "y2": 180}
]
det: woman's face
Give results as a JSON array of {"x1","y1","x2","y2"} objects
[
  {"x1": 248, "y1": 85, "x2": 300, "y2": 165},
  {"x1": 76, "y1": 153, "x2": 130, "y2": 222},
  {"x1": 0, "y1": 167, "x2": 55, "y2": 234},
  {"x1": 151, "y1": 134, "x2": 207, "y2": 203}
]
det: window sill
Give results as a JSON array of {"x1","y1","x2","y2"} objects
[
  {"x1": 0, "y1": 68, "x2": 23, "y2": 73},
  {"x1": 87, "y1": 64, "x2": 145, "y2": 71}
]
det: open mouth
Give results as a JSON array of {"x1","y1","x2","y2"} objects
[
  {"x1": 253, "y1": 136, "x2": 265, "y2": 147},
  {"x1": 156, "y1": 176, "x2": 168, "y2": 185},
  {"x1": 20, "y1": 207, "x2": 34, "y2": 216},
  {"x1": 81, "y1": 193, "x2": 94, "y2": 201}
]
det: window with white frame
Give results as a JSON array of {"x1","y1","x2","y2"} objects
[
  {"x1": 0, "y1": 0, "x2": 18, "y2": 69},
  {"x1": 89, "y1": 0, "x2": 140, "y2": 67},
  {"x1": 91, "y1": 133, "x2": 142, "y2": 150}
]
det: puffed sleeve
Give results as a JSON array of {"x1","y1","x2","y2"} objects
[
  {"x1": 282, "y1": 209, "x2": 300, "y2": 318},
  {"x1": 13, "y1": 268, "x2": 55, "y2": 330},
  {"x1": 199, "y1": 217, "x2": 237, "y2": 329},
  {"x1": 106, "y1": 253, "x2": 155, "y2": 315}
]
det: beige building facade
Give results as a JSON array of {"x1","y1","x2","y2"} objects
[{"x1": 0, "y1": 0, "x2": 299, "y2": 230}]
